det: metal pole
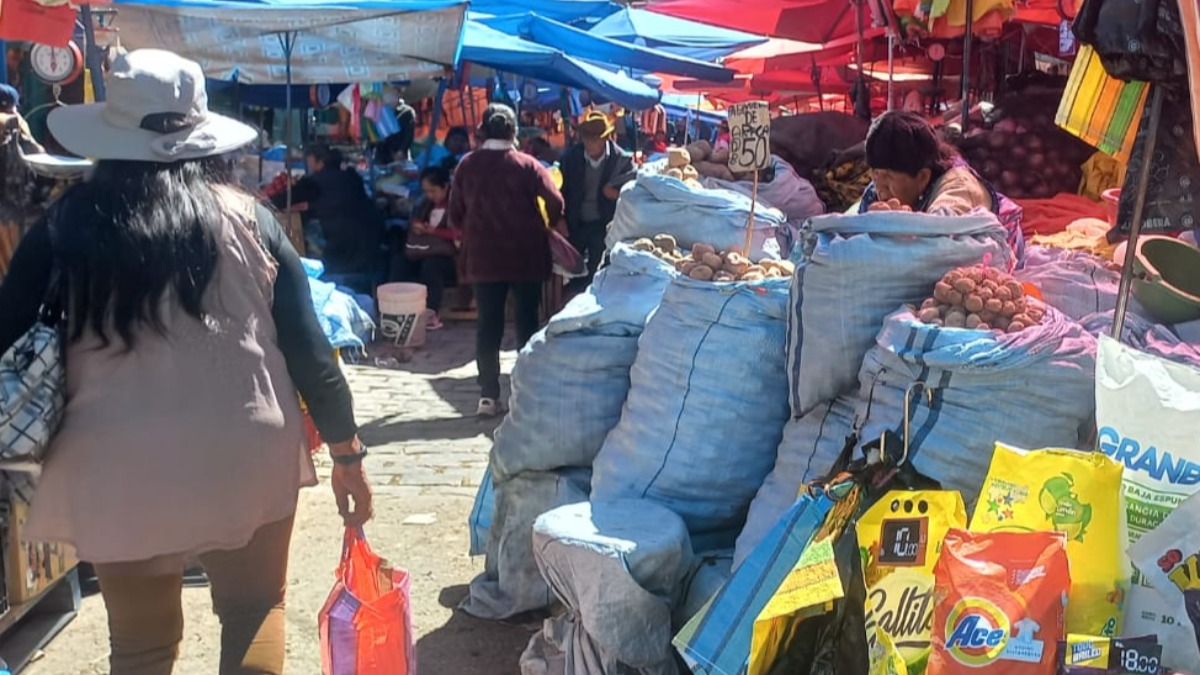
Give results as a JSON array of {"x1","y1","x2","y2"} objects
[
  {"x1": 961, "y1": 0, "x2": 975, "y2": 129},
  {"x1": 280, "y1": 31, "x2": 296, "y2": 212},
  {"x1": 1112, "y1": 85, "x2": 1167, "y2": 341},
  {"x1": 887, "y1": 32, "x2": 896, "y2": 112},
  {"x1": 80, "y1": 5, "x2": 107, "y2": 101}
]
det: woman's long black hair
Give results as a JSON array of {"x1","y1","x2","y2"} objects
[{"x1": 52, "y1": 158, "x2": 232, "y2": 348}]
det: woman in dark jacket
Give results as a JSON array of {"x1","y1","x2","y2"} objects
[
  {"x1": 448, "y1": 104, "x2": 565, "y2": 417},
  {"x1": 408, "y1": 165, "x2": 459, "y2": 330}
]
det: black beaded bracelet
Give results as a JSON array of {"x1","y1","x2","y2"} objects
[{"x1": 331, "y1": 445, "x2": 368, "y2": 465}]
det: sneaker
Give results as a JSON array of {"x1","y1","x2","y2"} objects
[
  {"x1": 477, "y1": 398, "x2": 506, "y2": 418},
  {"x1": 425, "y1": 311, "x2": 444, "y2": 331}
]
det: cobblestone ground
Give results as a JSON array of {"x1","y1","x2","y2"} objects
[{"x1": 26, "y1": 323, "x2": 534, "y2": 675}]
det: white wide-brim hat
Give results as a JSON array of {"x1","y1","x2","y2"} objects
[{"x1": 48, "y1": 49, "x2": 257, "y2": 163}]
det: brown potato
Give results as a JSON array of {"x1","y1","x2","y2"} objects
[
  {"x1": 713, "y1": 270, "x2": 737, "y2": 282},
  {"x1": 680, "y1": 261, "x2": 698, "y2": 275},
  {"x1": 921, "y1": 297, "x2": 939, "y2": 310},
  {"x1": 994, "y1": 316, "x2": 1011, "y2": 331},
  {"x1": 966, "y1": 313, "x2": 984, "y2": 329},
  {"x1": 688, "y1": 264, "x2": 715, "y2": 281},
  {"x1": 632, "y1": 238, "x2": 656, "y2": 252},
  {"x1": 946, "y1": 290, "x2": 964, "y2": 305},
  {"x1": 985, "y1": 298, "x2": 1004, "y2": 313},
  {"x1": 722, "y1": 259, "x2": 750, "y2": 276},
  {"x1": 1001, "y1": 301, "x2": 1018, "y2": 318},
  {"x1": 934, "y1": 282, "x2": 953, "y2": 302},
  {"x1": 692, "y1": 243, "x2": 717, "y2": 257},
  {"x1": 681, "y1": 165, "x2": 699, "y2": 181},
  {"x1": 701, "y1": 252, "x2": 724, "y2": 269},
  {"x1": 664, "y1": 168, "x2": 684, "y2": 180},
  {"x1": 653, "y1": 234, "x2": 678, "y2": 252},
  {"x1": 740, "y1": 271, "x2": 766, "y2": 282},
  {"x1": 1007, "y1": 320, "x2": 1028, "y2": 333},
  {"x1": 964, "y1": 295, "x2": 985, "y2": 313},
  {"x1": 918, "y1": 307, "x2": 941, "y2": 323},
  {"x1": 743, "y1": 265, "x2": 766, "y2": 277},
  {"x1": 953, "y1": 278, "x2": 977, "y2": 294},
  {"x1": 945, "y1": 311, "x2": 967, "y2": 328},
  {"x1": 765, "y1": 267, "x2": 783, "y2": 278},
  {"x1": 996, "y1": 286, "x2": 1014, "y2": 302}
]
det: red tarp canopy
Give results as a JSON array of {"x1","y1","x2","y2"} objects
[{"x1": 647, "y1": 0, "x2": 865, "y2": 45}]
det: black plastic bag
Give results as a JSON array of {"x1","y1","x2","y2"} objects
[
  {"x1": 1111, "y1": 89, "x2": 1199, "y2": 240},
  {"x1": 1072, "y1": 0, "x2": 1188, "y2": 86}
]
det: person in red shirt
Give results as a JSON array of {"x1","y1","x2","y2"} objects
[{"x1": 449, "y1": 104, "x2": 565, "y2": 417}]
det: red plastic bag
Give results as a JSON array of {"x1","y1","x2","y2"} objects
[
  {"x1": 319, "y1": 529, "x2": 414, "y2": 675},
  {"x1": 929, "y1": 529, "x2": 1071, "y2": 675}
]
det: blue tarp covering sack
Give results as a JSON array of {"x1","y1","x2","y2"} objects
[
  {"x1": 592, "y1": 275, "x2": 792, "y2": 552},
  {"x1": 462, "y1": 469, "x2": 591, "y2": 620},
  {"x1": 788, "y1": 211, "x2": 1014, "y2": 417},
  {"x1": 607, "y1": 174, "x2": 786, "y2": 261},
  {"x1": 491, "y1": 245, "x2": 678, "y2": 482},
  {"x1": 1016, "y1": 245, "x2": 1125, "y2": 321},
  {"x1": 733, "y1": 397, "x2": 855, "y2": 570},
  {"x1": 1082, "y1": 311, "x2": 1200, "y2": 367},
  {"x1": 675, "y1": 551, "x2": 734, "y2": 627},
  {"x1": 520, "y1": 500, "x2": 694, "y2": 675},
  {"x1": 301, "y1": 258, "x2": 375, "y2": 350}
]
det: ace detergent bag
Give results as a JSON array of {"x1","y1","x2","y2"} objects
[
  {"x1": 859, "y1": 490, "x2": 968, "y2": 674},
  {"x1": 929, "y1": 529, "x2": 1070, "y2": 675},
  {"x1": 970, "y1": 443, "x2": 1125, "y2": 637}
]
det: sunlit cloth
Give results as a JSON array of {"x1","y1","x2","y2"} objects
[{"x1": 1056, "y1": 45, "x2": 1148, "y2": 164}]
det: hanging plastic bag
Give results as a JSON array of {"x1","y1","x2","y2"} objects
[
  {"x1": 928, "y1": 529, "x2": 1070, "y2": 675},
  {"x1": 319, "y1": 528, "x2": 414, "y2": 675},
  {"x1": 1128, "y1": 491, "x2": 1200, "y2": 670},
  {"x1": 859, "y1": 490, "x2": 968, "y2": 674},
  {"x1": 1095, "y1": 335, "x2": 1200, "y2": 670},
  {"x1": 970, "y1": 443, "x2": 1126, "y2": 638}
]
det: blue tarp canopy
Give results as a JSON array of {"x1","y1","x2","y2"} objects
[
  {"x1": 589, "y1": 8, "x2": 767, "y2": 61},
  {"x1": 112, "y1": 0, "x2": 467, "y2": 84},
  {"x1": 468, "y1": 0, "x2": 617, "y2": 24},
  {"x1": 477, "y1": 12, "x2": 734, "y2": 81},
  {"x1": 461, "y1": 20, "x2": 660, "y2": 110}
]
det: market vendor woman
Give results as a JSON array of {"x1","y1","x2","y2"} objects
[{"x1": 858, "y1": 111, "x2": 1024, "y2": 256}]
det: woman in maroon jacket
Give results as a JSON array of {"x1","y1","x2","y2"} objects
[{"x1": 449, "y1": 104, "x2": 565, "y2": 417}]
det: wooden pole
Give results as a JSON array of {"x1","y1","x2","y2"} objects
[{"x1": 743, "y1": 171, "x2": 760, "y2": 258}]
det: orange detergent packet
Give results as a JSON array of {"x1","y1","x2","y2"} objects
[{"x1": 929, "y1": 529, "x2": 1071, "y2": 675}]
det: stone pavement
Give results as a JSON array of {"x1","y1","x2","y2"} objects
[{"x1": 25, "y1": 321, "x2": 534, "y2": 674}]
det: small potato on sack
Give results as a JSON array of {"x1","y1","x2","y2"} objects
[
  {"x1": 763, "y1": 259, "x2": 796, "y2": 276},
  {"x1": 681, "y1": 165, "x2": 699, "y2": 181},
  {"x1": 692, "y1": 242, "x2": 717, "y2": 258},
  {"x1": 664, "y1": 168, "x2": 684, "y2": 180},
  {"x1": 918, "y1": 307, "x2": 941, "y2": 323},
  {"x1": 653, "y1": 234, "x2": 678, "y2": 253},
  {"x1": 667, "y1": 147, "x2": 692, "y2": 169},
  {"x1": 742, "y1": 264, "x2": 766, "y2": 277},
  {"x1": 740, "y1": 270, "x2": 766, "y2": 282},
  {"x1": 632, "y1": 238, "x2": 656, "y2": 253},
  {"x1": 701, "y1": 252, "x2": 724, "y2": 269},
  {"x1": 688, "y1": 264, "x2": 715, "y2": 281}
]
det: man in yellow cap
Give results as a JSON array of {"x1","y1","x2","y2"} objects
[{"x1": 560, "y1": 110, "x2": 634, "y2": 290}]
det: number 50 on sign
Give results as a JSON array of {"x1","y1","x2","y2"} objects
[{"x1": 727, "y1": 101, "x2": 771, "y2": 173}]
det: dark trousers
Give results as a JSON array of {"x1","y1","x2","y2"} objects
[
  {"x1": 474, "y1": 281, "x2": 542, "y2": 400},
  {"x1": 568, "y1": 220, "x2": 607, "y2": 291},
  {"x1": 419, "y1": 255, "x2": 456, "y2": 313}
]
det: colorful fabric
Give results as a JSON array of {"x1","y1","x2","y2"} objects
[{"x1": 1056, "y1": 45, "x2": 1148, "y2": 164}]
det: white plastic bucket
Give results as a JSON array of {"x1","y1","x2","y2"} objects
[{"x1": 377, "y1": 282, "x2": 427, "y2": 347}]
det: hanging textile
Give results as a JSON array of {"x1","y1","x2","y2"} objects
[
  {"x1": 0, "y1": 0, "x2": 76, "y2": 46},
  {"x1": 1055, "y1": 45, "x2": 1147, "y2": 164},
  {"x1": 1178, "y1": 0, "x2": 1200, "y2": 161}
]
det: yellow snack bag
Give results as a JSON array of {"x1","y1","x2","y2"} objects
[
  {"x1": 871, "y1": 626, "x2": 910, "y2": 675},
  {"x1": 859, "y1": 490, "x2": 968, "y2": 674},
  {"x1": 969, "y1": 443, "x2": 1126, "y2": 637}
]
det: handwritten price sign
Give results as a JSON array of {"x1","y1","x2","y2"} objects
[{"x1": 727, "y1": 101, "x2": 771, "y2": 173}]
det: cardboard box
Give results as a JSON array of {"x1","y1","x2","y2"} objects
[{"x1": 4, "y1": 499, "x2": 76, "y2": 606}]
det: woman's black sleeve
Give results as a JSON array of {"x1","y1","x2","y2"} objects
[
  {"x1": 255, "y1": 205, "x2": 358, "y2": 443},
  {"x1": 0, "y1": 221, "x2": 52, "y2": 354}
]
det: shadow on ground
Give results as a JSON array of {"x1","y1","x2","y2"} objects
[{"x1": 416, "y1": 585, "x2": 535, "y2": 675}]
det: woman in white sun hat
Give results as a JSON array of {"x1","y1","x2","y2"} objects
[{"x1": 0, "y1": 49, "x2": 373, "y2": 674}]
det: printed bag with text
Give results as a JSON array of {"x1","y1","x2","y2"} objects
[
  {"x1": 319, "y1": 528, "x2": 414, "y2": 675},
  {"x1": 1095, "y1": 336, "x2": 1200, "y2": 670},
  {"x1": 970, "y1": 443, "x2": 1126, "y2": 638},
  {"x1": 928, "y1": 529, "x2": 1070, "y2": 675},
  {"x1": 1128, "y1": 490, "x2": 1200, "y2": 672},
  {"x1": 858, "y1": 490, "x2": 967, "y2": 675}
]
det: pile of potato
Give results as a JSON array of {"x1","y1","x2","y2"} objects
[
  {"x1": 630, "y1": 235, "x2": 795, "y2": 282},
  {"x1": 914, "y1": 266, "x2": 1045, "y2": 334},
  {"x1": 657, "y1": 148, "x2": 704, "y2": 189}
]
